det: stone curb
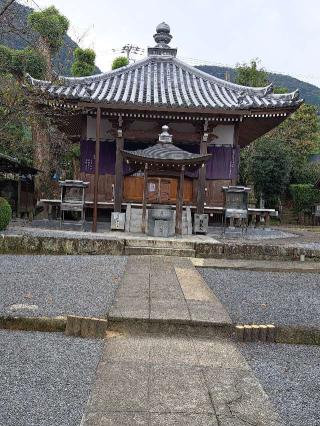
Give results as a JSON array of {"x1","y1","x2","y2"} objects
[
  {"x1": 1, "y1": 314, "x2": 320, "y2": 345},
  {"x1": 192, "y1": 258, "x2": 320, "y2": 273},
  {"x1": 2, "y1": 234, "x2": 320, "y2": 261},
  {"x1": 236, "y1": 323, "x2": 320, "y2": 346},
  {"x1": 65, "y1": 315, "x2": 108, "y2": 338},
  {"x1": 0, "y1": 315, "x2": 67, "y2": 333}
]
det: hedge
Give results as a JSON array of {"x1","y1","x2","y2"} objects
[
  {"x1": 0, "y1": 197, "x2": 12, "y2": 231},
  {"x1": 290, "y1": 184, "x2": 320, "y2": 214}
]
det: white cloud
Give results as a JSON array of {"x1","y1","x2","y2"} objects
[{"x1": 25, "y1": 0, "x2": 320, "y2": 87}]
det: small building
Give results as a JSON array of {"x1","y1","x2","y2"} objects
[
  {"x1": 27, "y1": 22, "x2": 302, "y2": 231},
  {"x1": 0, "y1": 153, "x2": 39, "y2": 218}
]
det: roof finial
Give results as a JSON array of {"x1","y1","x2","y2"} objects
[
  {"x1": 154, "y1": 22, "x2": 172, "y2": 47},
  {"x1": 158, "y1": 125, "x2": 173, "y2": 144},
  {"x1": 148, "y1": 23, "x2": 177, "y2": 57}
]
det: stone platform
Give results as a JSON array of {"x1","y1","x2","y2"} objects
[{"x1": 2, "y1": 224, "x2": 320, "y2": 261}]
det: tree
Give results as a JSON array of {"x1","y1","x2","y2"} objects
[
  {"x1": 111, "y1": 56, "x2": 129, "y2": 70},
  {"x1": 0, "y1": 45, "x2": 46, "y2": 79},
  {"x1": 28, "y1": 6, "x2": 69, "y2": 79},
  {"x1": 71, "y1": 47, "x2": 95, "y2": 77},
  {"x1": 235, "y1": 59, "x2": 268, "y2": 87},
  {"x1": 246, "y1": 138, "x2": 293, "y2": 206},
  {"x1": 264, "y1": 104, "x2": 320, "y2": 183},
  {"x1": 27, "y1": 6, "x2": 69, "y2": 197}
]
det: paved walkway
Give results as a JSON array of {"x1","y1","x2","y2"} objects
[
  {"x1": 81, "y1": 329, "x2": 282, "y2": 425},
  {"x1": 109, "y1": 256, "x2": 231, "y2": 325},
  {"x1": 81, "y1": 256, "x2": 283, "y2": 425}
]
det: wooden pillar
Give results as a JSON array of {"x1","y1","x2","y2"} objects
[
  {"x1": 141, "y1": 163, "x2": 149, "y2": 233},
  {"x1": 92, "y1": 107, "x2": 101, "y2": 232},
  {"x1": 232, "y1": 122, "x2": 240, "y2": 185},
  {"x1": 196, "y1": 120, "x2": 208, "y2": 214},
  {"x1": 17, "y1": 176, "x2": 21, "y2": 219},
  {"x1": 114, "y1": 117, "x2": 124, "y2": 212},
  {"x1": 176, "y1": 165, "x2": 185, "y2": 235}
]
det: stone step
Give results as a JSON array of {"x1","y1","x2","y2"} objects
[
  {"x1": 125, "y1": 238, "x2": 195, "y2": 249},
  {"x1": 124, "y1": 246, "x2": 196, "y2": 257}
]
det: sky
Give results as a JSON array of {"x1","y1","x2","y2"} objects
[{"x1": 21, "y1": 0, "x2": 320, "y2": 87}]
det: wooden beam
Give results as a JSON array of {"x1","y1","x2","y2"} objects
[
  {"x1": 175, "y1": 165, "x2": 185, "y2": 235},
  {"x1": 141, "y1": 163, "x2": 149, "y2": 233},
  {"x1": 122, "y1": 129, "x2": 204, "y2": 143},
  {"x1": 92, "y1": 106, "x2": 101, "y2": 232},
  {"x1": 196, "y1": 120, "x2": 208, "y2": 214},
  {"x1": 78, "y1": 101, "x2": 251, "y2": 116},
  {"x1": 114, "y1": 117, "x2": 124, "y2": 212}
]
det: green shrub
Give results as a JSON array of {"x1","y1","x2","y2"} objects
[
  {"x1": 71, "y1": 48, "x2": 96, "y2": 77},
  {"x1": 290, "y1": 184, "x2": 320, "y2": 214},
  {"x1": 0, "y1": 197, "x2": 12, "y2": 231},
  {"x1": 111, "y1": 56, "x2": 129, "y2": 70}
]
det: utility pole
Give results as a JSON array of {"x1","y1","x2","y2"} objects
[{"x1": 112, "y1": 44, "x2": 143, "y2": 62}]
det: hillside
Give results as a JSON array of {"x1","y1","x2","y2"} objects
[
  {"x1": 196, "y1": 65, "x2": 320, "y2": 108},
  {"x1": 1, "y1": 1, "x2": 319, "y2": 106},
  {"x1": 0, "y1": 0, "x2": 100, "y2": 75}
]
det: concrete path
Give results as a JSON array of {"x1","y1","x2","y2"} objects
[
  {"x1": 81, "y1": 256, "x2": 283, "y2": 425},
  {"x1": 109, "y1": 256, "x2": 231, "y2": 325},
  {"x1": 81, "y1": 328, "x2": 283, "y2": 425}
]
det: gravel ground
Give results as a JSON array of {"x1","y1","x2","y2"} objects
[
  {"x1": 199, "y1": 268, "x2": 320, "y2": 326},
  {"x1": 0, "y1": 255, "x2": 127, "y2": 317},
  {"x1": 239, "y1": 342, "x2": 320, "y2": 426},
  {"x1": 0, "y1": 330, "x2": 103, "y2": 426}
]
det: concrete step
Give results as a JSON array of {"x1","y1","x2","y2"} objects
[
  {"x1": 124, "y1": 246, "x2": 196, "y2": 257},
  {"x1": 125, "y1": 238, "x2": 195, "y2": 249}
]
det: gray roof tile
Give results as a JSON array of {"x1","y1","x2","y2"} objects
[{"x1": 27, "y1": 56, "x2": 302, "y2": 111}]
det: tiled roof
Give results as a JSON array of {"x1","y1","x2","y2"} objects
[
  {"x1": 122, "y1": 142, "x2": 211, "y2": 171},
  {"x1": 27, "y1": 23, "x2": 302, "y2": 113},
  {"x1": 122, "y1": 141, "x2": 211, "y2": 163}
]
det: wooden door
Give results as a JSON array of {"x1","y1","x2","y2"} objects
[
  {"x1": 160, "y1": 179, "x2": 171, "y2": 203},
  {"x1": 147, "y1": 178, "x2": 159, "y2": 202}
]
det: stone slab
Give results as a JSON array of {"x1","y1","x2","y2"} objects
[
  {"x1": 203, "y1": 367, "x2": 283, "y2": 425},
  {"x1": 125, "y1": 246, "x2": 196, "y2": 257},
  {"x1": 109, "y1": 297, "x2": 149, "y2": 320},
  {"x1": 82, "y1": 412, "x2": 149, "y2": 426},
  {"x1": 187, "y1": 300, "x2": 232, "y2": 324},
  {"x1": 88, "y1": 361, "x2": 149, "y2": 413},
  {"x1": 81, "y1": 331, "x2": 282, "y2": 425},
  {"x1": 149, "y1": 364, "x2": 214, "y2": 414},
  {"x1": 149, "y1": 413, "x2": 218, "y2": 426},
  {"x1": 175, "y1": 265, "x2": 216, "y2": 302},
  {"x1": 150, "y1": 299, "x2": 190, "y2": 321}
]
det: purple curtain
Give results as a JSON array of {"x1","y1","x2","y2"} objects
[
  {"x1": 80, "y1": 140, "x2": 239, "y2": 180},
  {"x1": 80, "y1": 140, "x2": 116, "y2": 174},
  {"x1": 206, "y1": 146, "x2": 239, "y2": 180}
]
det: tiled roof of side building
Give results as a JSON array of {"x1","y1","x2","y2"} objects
[{"x1": 26, "y1": 23, "x2": 303, "y2": 112}]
